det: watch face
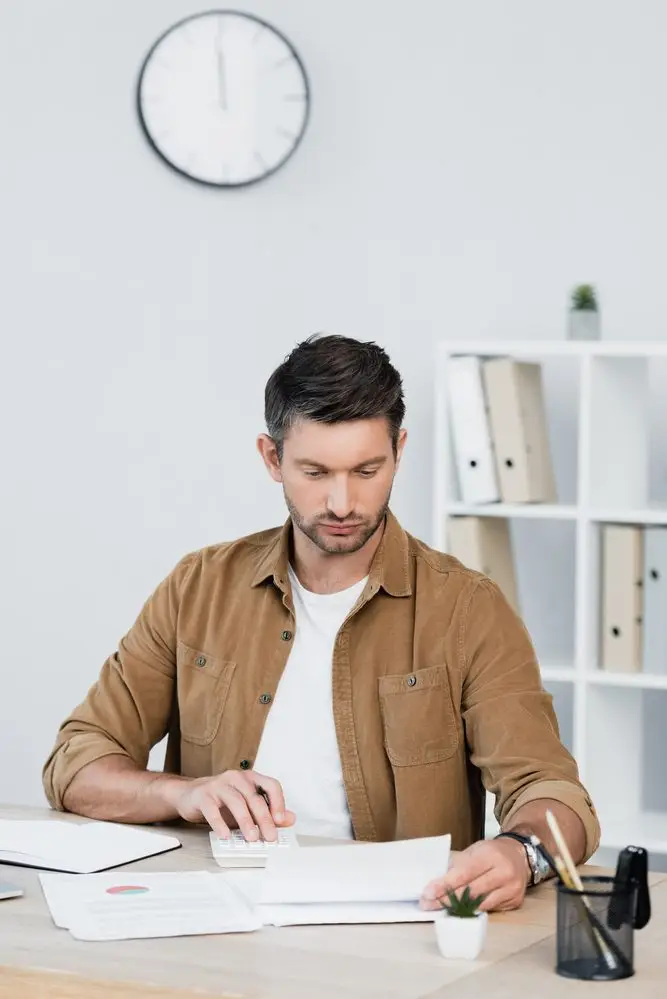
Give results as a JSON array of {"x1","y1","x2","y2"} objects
[
  {"x1": 534, "y1": 848, "x2": 552, "y2": 881},
  {"x1": 137, "y1": 11, "x2": 310, "y2": 187}
]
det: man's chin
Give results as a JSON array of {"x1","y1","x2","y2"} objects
[{"x1": 311, "y1": 526, "x2": 370, "y2": 554}]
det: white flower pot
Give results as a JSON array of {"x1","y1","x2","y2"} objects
[
  {"x1": 434, "y1": 910, "x2": 488, "y2": 960},
  {"x1": 568, "y1": 309, "x2": 600, "y2": 341}
]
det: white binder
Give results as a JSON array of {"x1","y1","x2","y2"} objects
[
  {"x1": 642, "y1": 526, "x2": 667, "y2": 675},
  {"x1": 446, "y1": 356, "x2": 500, "y2": 504},
  {"x1": 446, "y1": 515, "x2": 519, "y2": 611},
  {"x1": 482, "y1": 358, "x2": 557, "y2": 504},
  {"x1": 600, "y1": 524, "x2": 643, "y2": 672}
]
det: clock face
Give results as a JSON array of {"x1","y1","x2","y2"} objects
[{"x1": 137, "y1": 11, "x2": 310, "y2": 187}]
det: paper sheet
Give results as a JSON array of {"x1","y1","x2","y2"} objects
[
  {"x1": 39, "y1": 870, "x2": 261, "y2": 941},
  {"x1": 261, "y1": 900, "x2": 437, "y2": 926},
  {"x1": 0, "y1": 819, "x2": 180, "y2": 873},
  {"x1": 258, "y1": 834, "x2": 451, "y2": 905},
  {"x1": 222, "y1": 840, "x2": 445, "y2": 927}
]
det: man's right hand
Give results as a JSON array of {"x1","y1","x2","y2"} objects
[{"x1": 161, "y1": 769, "x2": 296, "y2": 842}]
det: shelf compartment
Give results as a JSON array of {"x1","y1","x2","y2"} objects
[{"x1": 586, "y1": 685, "x2": 667, "y2": 854}]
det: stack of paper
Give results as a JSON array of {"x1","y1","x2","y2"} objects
[
  {"x1": 37, "y1": 832, "x2": 452, "y2": 938},
  {"x1": 40, "y1": 870, "x2": 261, "y2": 941},
  {"x1": 0, "y1": 819, "x2": 181, "y2": 873},
  {"x1": 227, "y1": 833, "x2": 451, "y2": 926}
]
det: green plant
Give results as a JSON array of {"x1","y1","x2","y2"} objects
[
  {"x1": 570, "y1": 283, "x2": 598, "y2": 311},
  {"x1": 439, "y1": 886, "x2": 486, "y2": 918}
]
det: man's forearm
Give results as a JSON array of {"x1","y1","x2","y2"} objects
[
  {"x1": 505, "y1": 797, "x2": 587, "y2": 868},
  {"x1": 61, "y1": 755, "x2": 190, "y2": 824}
]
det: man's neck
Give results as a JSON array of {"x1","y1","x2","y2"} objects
[{"x1": 290, "y1": 519, "x2": 385, "y2": 595}]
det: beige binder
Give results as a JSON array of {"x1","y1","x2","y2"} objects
[
  {"x1": 447, "y1": 516, "x2": 519, "y2": 611},
  {"x1": 601, "y1": 524, "x2": 643, "y2": 672},
  {"x1": 482, "y1": 358, "x2": 557, "y2": 504}
]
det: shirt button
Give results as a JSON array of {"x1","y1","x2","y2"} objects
[
  {"x1": 259, "y1": 693, "x2": 273, "y2": 705},
  {"x1": 239, "y1": 759, "x2": 251, "y2": 770},
  {"x1": 407, "y1": 675, "x2": 417, "y2": 687},
  {"x1": 195, "y1": 656, "x2": 207, "y2": 667},
  {"x1": 281, "y1": 630, "x2": 293, "y2": 641}
]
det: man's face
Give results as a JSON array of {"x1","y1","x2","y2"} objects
[{"x1": 263, "y1": 417, "x2": 406, "y2": 555}]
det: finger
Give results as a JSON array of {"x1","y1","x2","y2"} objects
[
  {"x1": 477, "y1": 885, "x2": 524, "y2": 913},
  {"x1": 421, "y1": 856, "x2": 494, "y2": 902},
  {"x1": 227, "y1": 776, "x2": 278, "y2": 841},
  {"x1": 245, "y1": 786, "x2": 278, "y2": 842},
  {"x1": 199, "y1": 798, "x2": 231, "y2": 840},
  {"x1": 218, "y1": 786, "x2": 259, "y2": 841},
  {"x1": 250, "y1": 772, "x2": 287, "y2": 823},
  {"x1": 461, "y1": 869, "x2": 510, "y2": 902}
]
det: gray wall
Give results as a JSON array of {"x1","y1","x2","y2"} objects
[{"x1": 2, "y1": 0, "x2": 667, "y2": 804}]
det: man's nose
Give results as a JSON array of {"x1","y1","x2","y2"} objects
[{"x1": 326, "y1": 477, "x2": 354, "y2": 519}]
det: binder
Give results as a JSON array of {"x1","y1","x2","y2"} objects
[
  {"x1": 482, "y1": 358, "x2": 557, "y2": 504},
  {"x1": 447, "y1": 515, "x2": 519, "y2": 611},
  {"x1": 642, "y1": 526, "x2": 667, "y2": 675},
  {"x1": 446, "y1": 356, "x2": 500, "y2": 504},
  {"x1": 601, "y1": 524, "x2": 643, "y2": 672}
]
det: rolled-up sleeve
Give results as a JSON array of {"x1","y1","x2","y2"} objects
[
  {"x1": 42, "y1": 552, "x2": 199, "y2": 811},
  {"x1": 461, "y1": 577, "x2": 600, "y2": 861}
]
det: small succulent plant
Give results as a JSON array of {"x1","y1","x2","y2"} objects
[
  {"x1": 440, "y1": 885, "x2": 486, "y2": 918},
  {"x1": 570, "y1": 284, "x2": 598, "y2": 311}
]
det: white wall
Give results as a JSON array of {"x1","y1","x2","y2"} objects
[{"x1": 2, "y1": 0, "x2": 667, "y2": 805}]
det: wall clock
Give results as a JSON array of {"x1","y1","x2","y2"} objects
[{"x1": 137, "y1": 10, "x2": 310, "y2": 188}]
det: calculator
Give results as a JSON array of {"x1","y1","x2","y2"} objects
[{"x1": 209, "y1": 828, "x2": 299, "y2": 868}]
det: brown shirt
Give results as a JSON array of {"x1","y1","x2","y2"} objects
[{"x1": 43, "y1": 512, "x2": 600, "y2": 856}]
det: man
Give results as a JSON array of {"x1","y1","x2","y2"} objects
[{"x1": 43, "y1": 334, "x2": 599, "y2": 913}]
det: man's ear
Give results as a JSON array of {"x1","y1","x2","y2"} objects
[
  {"x1": 257, "y1": 434, "x2": 283, "y2": 483},
  {"x1": 395, "y1": 428, "x2": 408, "y2": 469}
]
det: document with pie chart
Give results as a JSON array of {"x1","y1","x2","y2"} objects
[{"x1": 39, "y1": 870, "x2": 261, "y2": 940}]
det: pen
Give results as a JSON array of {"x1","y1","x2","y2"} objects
[{"x1": 256, "y1": 785, "x2": 271, "y2": 810}]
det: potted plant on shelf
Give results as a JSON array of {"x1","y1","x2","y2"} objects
[
  {"x1": 434, "y1": 887, "x2": 488, "y2": 960},
  {"x1": 568, "y1": 283, "x2": 600, "y2": 340}
]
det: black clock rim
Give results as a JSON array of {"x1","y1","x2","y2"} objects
[{"x1": 135, "y1": 8, "x2": 311, "y2": 189}]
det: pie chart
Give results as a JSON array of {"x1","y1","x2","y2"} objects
[{"x1": 105, "y1": 884, "x2": 149, "y2": 895}]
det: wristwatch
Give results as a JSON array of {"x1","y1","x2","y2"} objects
[{"x1": 495, "y1": 831, "x2": 552, "y2": 887}]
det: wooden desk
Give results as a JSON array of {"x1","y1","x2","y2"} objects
[{"x1": 0, "y1": 805, "x2": 665, "y2": 998}]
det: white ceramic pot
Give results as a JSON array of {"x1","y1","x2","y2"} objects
[
  {"x1": 568, "y1": 309, "x2": 600, "y2": 341},
  {"x1": 434, "y1": 910, "x2": 488, "y2": 960}
]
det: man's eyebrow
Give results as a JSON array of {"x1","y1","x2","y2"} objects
[
  {"x1": 295, "y1": 456, "x2": 388, "y2": 470},
  {"x1": 352, "y1": 455, "x2": 388, "y2": 469}
]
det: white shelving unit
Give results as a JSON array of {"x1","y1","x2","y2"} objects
[{"x1": 433, "y1": 340, "x2": 667, "y2": 862}]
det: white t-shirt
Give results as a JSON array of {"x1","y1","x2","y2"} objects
[{"x1": 252, "y1": 566, "x2": 367, "y2": 840}]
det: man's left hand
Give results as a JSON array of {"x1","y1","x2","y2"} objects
[{"x1": 420, "y1": 837, "x2": 531, "y2": 913}]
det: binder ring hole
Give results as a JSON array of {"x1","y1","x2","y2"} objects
[
  {"x1": 650, "y1": 568, "x2": 660, "y2": 581},
  {"x1": 469, "y1": 459, "x2": 477, "y2": 468},
  {"x1": 611, "y1": 626, "x2": 621, "y2": 638},
  {"x1": 505, "y1": 459, "x2": 514, "y2": 468}
]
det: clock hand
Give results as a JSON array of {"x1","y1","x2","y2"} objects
[{"x1": 216, "y1": 43, "x2": 228, "y2": 110}]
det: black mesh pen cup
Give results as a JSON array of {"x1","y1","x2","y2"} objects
[{"x1": 556, "y1": 876, "x2": 637, "y2": 981}]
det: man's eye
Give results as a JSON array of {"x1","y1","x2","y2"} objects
[
  {"x1": 304, "y1": 470, "x2": 324, "y2": 478},
  {"x1": 357, "y1": 469, "x2": 378, "y2": 478}
]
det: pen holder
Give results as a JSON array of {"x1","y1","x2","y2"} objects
[{"x1": 556, "y1": 876, "x2": 636, "y2": 981}]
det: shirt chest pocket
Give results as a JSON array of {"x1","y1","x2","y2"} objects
[
  {"x1": 176, "y1": 643, "x2": 236, "y2": 747},
  {"x1": 378, "y1": 664, "x2": 459, "y2": 767}
]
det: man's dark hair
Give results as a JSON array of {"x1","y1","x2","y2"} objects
[{"x1": 265, "y1": 334, "x2": 405, "y2": 459}]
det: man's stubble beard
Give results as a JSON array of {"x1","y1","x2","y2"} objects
[{"x1": 284, "y1": 490, "x2": 391, "y2": 555}]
